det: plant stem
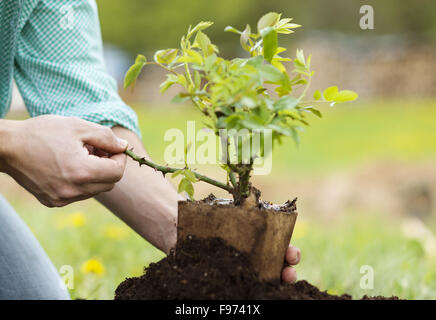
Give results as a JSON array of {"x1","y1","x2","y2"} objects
[
  {"x1": 299, "y1": 100, "x2": 331, "y2": 104},
  {"x1": 147, "y1": 62, "x2": 178, "y2": 75},
  {"x1": 125, "y1": 149, "x2": 233, "y2": 193},
  {"x1": 224, "y1": 139, "x2": 237, "y2": 188},
  {"x1": 184, "y1": 62, "x2": 195, "y2": 88},
  {"x1": 229, "y1": 171, "x2": 237, "y2": 187},
  {"x1": 237, "y1": 164, "x2": 253, "y2": 198},
  {"x1": 298, "y1": 72, "x2": 312, "y2": 101}
]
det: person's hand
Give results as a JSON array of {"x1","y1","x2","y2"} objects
[
  {"x1": 282, "y1": 245, "x2": 301, "y2": 283},
  {"x1": 0, "y1": 115, "x2": 128, "y2": 207}
]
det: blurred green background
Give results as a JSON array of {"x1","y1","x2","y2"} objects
[
  {"x1": 96, "y1": 0, "x2": 436, "y2": 56},
  {"x1": 2, "y1": 0, "x2": 436, "y2": 299}
]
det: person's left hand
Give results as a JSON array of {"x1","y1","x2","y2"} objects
[{"x1": 281, "y1": 245, "x2": 301, "y2": 283}]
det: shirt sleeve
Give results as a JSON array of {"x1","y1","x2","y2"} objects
[{"x1": 13, "y1": 0, "x2": 141, "y2": 137}]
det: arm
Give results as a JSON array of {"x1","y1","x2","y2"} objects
[
  {"x1": 96, "y1": 127, "x2": 183, "y2": 254},
  {"x1": 13, "y1": 0, "x2": 180, "y2": 253}
]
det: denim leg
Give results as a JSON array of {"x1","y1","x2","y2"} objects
[{"x1": 0, "y1": 194, "x2": 70, "y2": 300}]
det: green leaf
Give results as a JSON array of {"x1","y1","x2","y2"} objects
[
  {"x1": 271, "y1": 60, "x2": 286, "y2": 73},
  {"x1": 224, "y1": 26, "x2": 241, "y2": 34},
  {"x1": 240, "y1": 24, "x2": 252, "y2": 52},
  {"x1": 304, "y1": 107, "x2": 322, "y2": 118},
  {"x1": 195, "y1": 31, "x2": 212, "y2": 56},
  {"x1": 291, "y1": 127, "x2": 300, "y2": 146},
  {"x1": 204, "y1": 53, "x2": 217, "y2": 71},
  {"x1": 135, "y1": 54, "x2": 147, "y2": 64},
  {"x1": 177, "y1": 49, "x2": 203, "y2": 65},
  {"x1": 154, "y1": 49, "x2": 178, "y2": 64},
  {"x1": 171, "y1": 93, "x2": 190, "y2": 104},
  {"x1": 257, "y1": 12, "x2": 281, "y2": 33},
  {"x1": 295, "y1": 49, "x2": 305, "y2": 66},
  {"x1": 334, "y1": 90, "x2": 358, "y2": 102},
  {"x1": 267, "y1": 124, "x2": 292, "y2": 136},
  {"x1": 124, "y1": 55, "x2": 147, "y2": 89},
  {"x1": 273, "y1": 96, "x2": 298, "y2": 111},
  {"x1": 178, "y1": 178, "x2": 194, "y2": 199},
  {"x1": 160, "y1": 74, "x2": 185, "y2": 93},
  {"x1": 246, "y1": 55, "x2": 264, "y2": 68},
  {"x1": 275, "y1": 72, "x2": 292, "y2": 97},
  {"x1": 183, "y1": 169, "x2": 197, "y2": 183},
  {"x1": 240, "y1": 115, "x2": 265, "y2": 129},
  {"x1": 276, "y1": 18, "x2": 301, "y2": 34},
  {"x1": 313, "y1": 90, "x2": 322, "y2": 100},
  {"x1": 259, "y1": 64, "x2": 283, "y2": 82},
  {"x1": 171, "y1": 169, "x2": 184, "y2": 178},
  {"x1": 261, "y1": 27, "x2": 278, "y2": 62},
  {"x1": 188, "y1": 21, "x2": 213, "y2": 39},
  {"x1": 323, "y1": 86, "x2": 339, "y2": 101},
  {"x1": 194, "y1": 70, "x2": 201, "y2": 88}
]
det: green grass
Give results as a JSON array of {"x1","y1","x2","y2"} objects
[
  {"x1": 293, "y1": 213, "x2": 436, "y2": 299},
  {"x1": 7, "y1": 99, "x2": 436, "y2": 299}
]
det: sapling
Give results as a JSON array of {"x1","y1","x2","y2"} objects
[{"x1": 124, "y1": 12, "x2": 357, "y2": 207}]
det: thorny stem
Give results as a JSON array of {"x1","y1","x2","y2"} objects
[{"x1": 125, "y1": 149, "x2": 233, "y2": 193}]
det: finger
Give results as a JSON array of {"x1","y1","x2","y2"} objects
[
  {"x1": 281, "y1": 266, "x2": 297, "y2": 284},
  {"x1": 286, "y1": 245, "x2": 301, "y2": 265},
  {"x1": 84, "y1": 144, "x2": 110, "y2": 158},
  {"x1": 109, "y1": 152, "x2": 127, "y2": 170},
  {"x1": 79, "y1": 122, "x2": 128, "y2": 154},
  {"x1": 80, "y1": 153, "x2": 126, "y2": 183}
]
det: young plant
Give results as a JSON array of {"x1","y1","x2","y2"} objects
[{"x1": 124, "y1": 12, "x2": 357, "y2": 206}]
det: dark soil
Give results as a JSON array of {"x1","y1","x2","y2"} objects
[{"x1": 115, "y1": 236, "x2": 398, "y2": 300}]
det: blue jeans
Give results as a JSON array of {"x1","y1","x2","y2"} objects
[{"x1": 0, "y1": 194, "x2": 70, "y2": 300}]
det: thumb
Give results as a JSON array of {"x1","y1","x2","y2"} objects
[{"x1": 80, "y1": 123, "x2": 128, "y2": 154}]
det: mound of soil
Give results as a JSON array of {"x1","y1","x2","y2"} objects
[{"x1": 115, "y1": 236, "x2": 398, "y2": 300}]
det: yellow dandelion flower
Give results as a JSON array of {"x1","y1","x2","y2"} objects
[
  {"x1": 53, "y1": 212, "x2": 86, "y2": 229},
  {"x1": 103, "y1": 224, "x2": 129, "y2": 240},
  {"x1": 71, "y1": 212, "x2": 86, "y2": 227},
  {"x1": 292, "y1": 220, "x2": 308, "y2": 239},
  {"x1": 81, "y1": 258, "x2": 105, "y2": 276}
]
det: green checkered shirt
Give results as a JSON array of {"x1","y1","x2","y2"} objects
[{"x1": 0, "y1": 0, "x2": 140, "y2": 137}]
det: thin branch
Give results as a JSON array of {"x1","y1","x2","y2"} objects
[
  {"x1": 299, "y1": 100, "x2": 331, "y2": 104},
  {"x1": 147, "y1": 62, "x2": 179, "y2": 75},
  {"x1": 125, "y1": 149, "x2": 233, "y2": 193},
  {"x1": 229, "y1": 171, "x2": 237, "y2": 187},
  {"x1": 298, "y1": 73, "x2": 312, "y2": 101},
  {"x1": 225, "y1": 139, "x2": 237, "y2": 187}
]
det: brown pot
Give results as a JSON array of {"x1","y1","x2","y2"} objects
[{"x1": 177, "y1": 200, "x2": 298, "y2": 282}]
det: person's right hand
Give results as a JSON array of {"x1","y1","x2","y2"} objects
[{"x1": 0, "y1": 115, "x2": 128, "y2": 207}]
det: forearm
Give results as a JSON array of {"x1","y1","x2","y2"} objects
[
  {"x1": 0, "y1": 119, "x2": 18, "y2": 173},
  {"x1": 96, "y1": 127, "x2": 183, "y2": 254}
]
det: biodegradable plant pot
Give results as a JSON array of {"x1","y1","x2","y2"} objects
[{"x1": 177, "y1": 199, "x2": 298, "y2": 282}]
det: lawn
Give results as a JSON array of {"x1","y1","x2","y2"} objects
[{"x1": 4, "y1": 98, "x2": 436, "y2": 299}]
